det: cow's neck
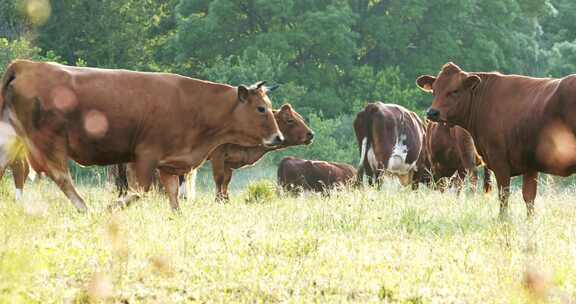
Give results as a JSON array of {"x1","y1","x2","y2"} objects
[{"x1": 461, "y1": 73, "x2": 494, "y2": 140}]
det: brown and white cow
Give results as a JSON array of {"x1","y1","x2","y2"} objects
[
  {"x1": 423, "y1": 121, "x2": 492, "y2": 193},
  {"x1": 354, "y1": 103, "x2": 426, "y2": 187},
  {"x1": 1, "y1": 60, "x2": 284, "y2": 212},
  {"x1": 417, "y1": 62, "x2": 576, "y2": 217},
  {"x1": 277, "y1": 156, "x2": 356, "y2": 194}
]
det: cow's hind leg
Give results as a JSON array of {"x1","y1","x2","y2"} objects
[
  {"x1": 110, "y1": 159, "x2": 156, "y2": 210},
  {"x1": 159, "y1": 170, "x2": 180, "y2": 211},
  {"x1": 522, "y1": 171, "x2": 538, "y2": 217},
  {"x1": 44, "y1": 159, "x2": 88, "y2": 213}
]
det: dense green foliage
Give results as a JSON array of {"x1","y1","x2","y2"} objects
[{"x1": 0, "y1": 0, "x2": 575, "y2": 167}]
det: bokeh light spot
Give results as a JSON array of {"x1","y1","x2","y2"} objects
[
  {"x1": 23, "y1": 0, "x2": 52, "y2": 26},
  {"x1": 51, "y1": 86, "x2": 78, "y2": 112},
  {"x1": 84, "y1": 110, "x2": 109, "y2": 138}
]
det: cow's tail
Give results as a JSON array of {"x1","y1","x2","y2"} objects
[
  {"x1": 358, "y1": 108, "x2": 374, "y2": 169},
  {"x1": 1, "y1": 61, "x2": 18, "y2": 114},
  {"x1": 27, "y1": 160, "x2": 37, "y2": 181},
  {"x1": 358, "y1": 137, "x2": 368, "y2": 167},
  {"x1": 356, "y1": 108, "x2": 374, "y2": 186}
]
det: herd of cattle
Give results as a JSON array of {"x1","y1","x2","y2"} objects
[{"x1": 1, "y1": 60, "x2": 575, "y2": 218}]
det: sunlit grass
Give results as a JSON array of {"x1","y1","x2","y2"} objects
[{"x1": 1, "y1": 174, "x2": 576, "y2": 303}]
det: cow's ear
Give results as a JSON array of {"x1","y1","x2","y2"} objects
[
  {"x1": 462, "y1": 75, "x2": 480, "y2": 91},
  {"x1": 280, "y1": 104, "x2": 293, "y2": 112},
  {"x1": 238, "y1": 85, "x2": 250, "y2": 103},
  {"x1": 266, "y1": 84, "x2": 280, "y2": 93},
  {"x1": 416, "y1": 75, "x2": 436, "y2": 92}
]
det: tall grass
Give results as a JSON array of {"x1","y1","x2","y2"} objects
[{"x1": 1, "y1": 171, "x2": 576, "y2": 303}]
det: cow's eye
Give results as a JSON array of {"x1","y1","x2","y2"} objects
[
  {"x1": 286, "y1": 119, "x2": 295, "y2": 125},
  {"x1": 257, "y1": 106, "x2": 266, "y2": 113},
  {"x1": 449, "y1": 90, "x2": 459, "y2": 97}
]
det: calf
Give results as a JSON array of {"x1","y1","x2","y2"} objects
[
  {"x1": 114, "y1": 104, "x2": 313, "y2": 201},
  {"x1": 209, "y1": 104, "x2": 313, "y2": 201},
  {"x1": 423, "y1": 122, "x2": 492, "y2": 193},
  {"x1": 278, "y1": 157, "x2": 356, "y2": 193}
]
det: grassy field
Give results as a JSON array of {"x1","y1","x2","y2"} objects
[{"x1": 1, "y1": 171, "x2": 576, "y2": 303}]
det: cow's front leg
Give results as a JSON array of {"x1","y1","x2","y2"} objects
[
  {"x1": 212, "y1": 159, "x2": 230, "y2": 202},
  {"x1": 159, "y1": 170, "x2": 180, "y2": 211},
  {"x1": 219, "y1": 166, "x2": 233, "y2": 202},
  {"x1": 522, "y1": 171, "x2": 538, "y2": 217},
  {"x1": 495, "y1": 169, "x2": 511, "y2": 219}
]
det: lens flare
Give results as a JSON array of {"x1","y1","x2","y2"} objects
[
  {"x1": 23, "y1": 0, "x2": 52, "y2": 26},
  {"x1": 84, "y1": 110, "x2": 109, "y2": 138}
]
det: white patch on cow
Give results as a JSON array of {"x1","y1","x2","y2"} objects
[
  {"x1": 386, "y1": 134, "x2": 415, "y2": 175},
  {"x1": 179, "y1": 169, "x2": 197, "y2": 200},
  {"x1": 28, "y1": 164, "x2": 37, "y2": 181},
  {"x1": 367, "y1": 145, "x2": 379, "y2": 172},
  {"x1": 15, "y1": 188, "x2": 22, "y2": 200},
  {"x1": 179, "y1": 182, "x2": 187, "y2": 199}
]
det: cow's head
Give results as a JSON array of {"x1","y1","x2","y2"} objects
[
  {"x1": 416, "y1": 63, "x2": 481, "y2": 126},
  {"x1": 274, "y1": 104, "x2": 314, "y2": 146},
  {"x1": 235, "y1": 81, "x2": 284, "y2": 147}
]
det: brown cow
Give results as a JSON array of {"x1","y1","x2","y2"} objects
[
  {"x1": 354, "y1": 103, "x2": 426, "y2": 188},
  {"x1": 417, "y1": 62, "x2": 576, "y2": 217},
  {"x1": 423, "y1": 121, "x2": 493, "y2": 193},
  {"x1": 113, "y1": 103, "x2": 313, "y2": 201},
  {"x1": 1, "y1": 60, "x2": 284, "y2": 212},
  {"x1": 209, "y1": 103, "x2": 314, "y2": 201},
  {"x1": 278, "y1": 157, "x2": 356, "y2": 193}
]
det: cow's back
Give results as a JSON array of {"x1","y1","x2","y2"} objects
[
  {"x1": 369, "y1": 103, "x2": 424, "y2": 172},
  {"x1": 7, "y1": 60, "x2": 237, "y2": 167}
]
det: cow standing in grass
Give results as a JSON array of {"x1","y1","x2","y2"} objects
[
  {"x1": 417, "y1": 62, "x2": 576, "y2": 217},
  {"x1": 1, "y1": 60, "x2": 284, "y2": 212},
  {"x1": 423, "y1": 121, "x2": 493, "y2": 193},
  {"x1": 112, "y1": 103, "x2": 313, "y2": 202},
  {"x1": 354, "y1": 103, "x2": 427, "y2": 188}
]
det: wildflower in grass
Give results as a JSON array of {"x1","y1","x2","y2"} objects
[
  {"x1": 150, "y1": 255, "x2": 174, "y2": 277},
  {"x1": 523, "y1": 267, "x2": 550, "y2": 301},
  {"x1": 106, "y1": 215, "x2": 129, "y2": 260},
  {"x1": 86, "y1": 272, "x2": 113, "y2": 302}
]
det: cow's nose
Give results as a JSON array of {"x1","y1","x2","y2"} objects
[
  {"x1": 426, "y1": 108, "x2": 440, "y2": 121},
  {"x1": 271, "y1": 134, "x2": 284, "y2": 146},
  {"x1": 307, "y1": 131, "x2": 315, "y2": 140}
]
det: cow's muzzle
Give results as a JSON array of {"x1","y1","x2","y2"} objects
[
  {"x1": 426, "y1": 108, "x2": 440, "y2": 122},
  {"x1": 264, "y1": 133, "x2": 284, "y2": 147},
  {"x1": 305, "y1": 131, "x2": 315, "y2": 144}
]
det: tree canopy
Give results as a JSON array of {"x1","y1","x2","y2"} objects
[{"x1": 0, "y1": 0, "x2": 574, "y2": 164}]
